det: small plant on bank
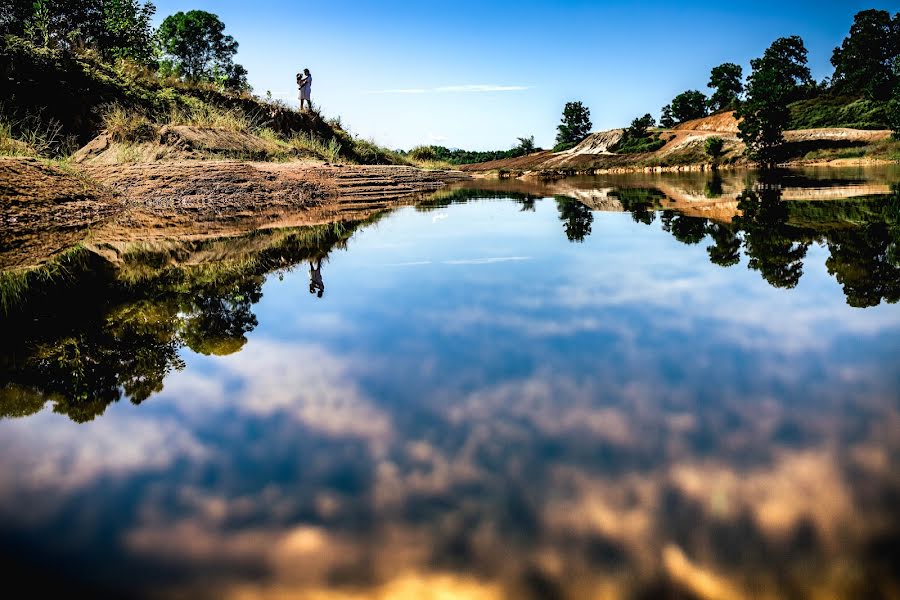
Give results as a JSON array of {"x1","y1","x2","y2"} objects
[{"x1": 705, "y1": 136, "x2": 725, "y2": 164}]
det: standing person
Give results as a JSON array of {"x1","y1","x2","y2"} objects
[{"x1": 298, "y1": 68, "x2": 312, "y2": 111}]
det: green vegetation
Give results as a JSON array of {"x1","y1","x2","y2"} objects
[
  {"x1": 2, "y1": 0, "x2": 157, "y2": 62},
  {"x1": 613, "y1": 114, "x2": 666, "y2": 154},
  {"x1": 661, "y1": 90, "x2": 708, "y2": 126},
  {"x1": 556, "y1": 101, "x2": 592, "y2": 146},
  {"x1": 408, "y1": 136, "x2": 541, "y2": 165},
  {"x1": 0, "y1": 219, "x2": 381, "y2": 421},
  {"x1": 705, "y1": 137, "x2": 724, "y2": 164},
  {"x1": 737, "y1": 36, "x2": 813, "y2": 167},
  {"x1": 708, "y1": 63, "x2": 744, "y2": 113},
  {"x1": 157, "y1": 10, "x2": 248, "y2": 91},
  {"x1": 788, "y1": 95, "x2": 889, "y2": 130},
  {"x1": 830, "y1": 9, "x2": 900, "y2": 101}
]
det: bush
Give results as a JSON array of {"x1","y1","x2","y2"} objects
[
  {"x1": 552, "y1": 141, "x2": 577, "y2": 153},
  {"x1": 705, "y1": 136, "x2": 725, "y2": 160},
  {"x1": 409, "y1": 145, "x2": 437, "y2": 161},
  {"x1": 612, "y1": 134, "x2": 666, "y2": 154}
]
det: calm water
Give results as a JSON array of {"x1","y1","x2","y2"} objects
[{"x1": 1, "y1": 168, "x2": 899, "y2": 599}]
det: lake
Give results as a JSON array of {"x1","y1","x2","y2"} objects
[{"x1": 1, "y1": 167, "x2": 899, "y2": 599}]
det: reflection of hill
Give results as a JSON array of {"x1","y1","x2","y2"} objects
[
  {"x1": 454, "y1": 168, "x2": 899, "y2": 224},
  {"x1": 440, "y1": 175, "x2": 899, "y2": 307},
  {"x1": 0, "y1": 219, "x2": 378, "y2": 422}
]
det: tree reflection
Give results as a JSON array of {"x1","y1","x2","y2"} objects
[
  {"x1": 706, "y1": 223, "x2": 743, "y2": 267},
  {"x1": 736, "y1": 188, "x2": 811, "y2": 289},
  {"x1": 661, "y1": 211, "x2": 708, "y2": 245},
  {"x1": 616, "y1": 181, "x2": 898, "y2": 305},
  {"x1": 0, "y1": 221, "x2": 369, "y2": 422},
  {"x1": 181, "y1": 278, "x2": 263, "y2": 355},
  {"x1": 826, "y1": 223, "x2": 900, "y2": 308},
  {"x1": 556, "y1": 197, "x2": 594, "y2": 242},
  {"x1": 612, "y1": 188, "x2": 665, "y2": 225}
]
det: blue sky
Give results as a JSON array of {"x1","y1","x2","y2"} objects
[{"x1": 152, "y1": 1, "x2": 888, "y2": 150}]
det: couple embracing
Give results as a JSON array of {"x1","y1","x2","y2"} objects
[{"x1": 297, "y1": 68, "x2": 312, "y2": 110}]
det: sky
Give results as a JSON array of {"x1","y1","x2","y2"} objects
[{"x1": 151, "y1": 0, "x2": 892, "y2": 150}]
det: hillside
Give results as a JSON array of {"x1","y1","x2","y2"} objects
[
  {"x1": 462, "y1": 110, "x2": 896, "y2": 174},
  {"x1": 0, "y1": 36, "x2": 407, "y2": 166}
]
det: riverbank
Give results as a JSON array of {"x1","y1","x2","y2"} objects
[{"x1": 0, "y1": 156, "x2": 467, "y2": 270}]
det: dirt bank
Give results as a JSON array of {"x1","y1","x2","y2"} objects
[
  {"x1": 461, "y1": 112, "x2": 895, "y2": 174},
  {"x1": 1, "y1": 157, "x2": 466, "y2": 270}
]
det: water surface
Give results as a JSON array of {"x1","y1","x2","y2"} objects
[{"x1": 1, "y1": 168, "x2": 899, "y2": 599}]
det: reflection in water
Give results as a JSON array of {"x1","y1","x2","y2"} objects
[
  {"x1": 0, "y1": 220, "x2": 369, "y2": 421},
  {"x1": 556, "y1": 196, "x2": 594, "y2": 242},
  {"x1": 0, "y1": 169, "x2": 899, "y2": 599}
]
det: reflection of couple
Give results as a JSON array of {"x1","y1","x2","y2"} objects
[{"x1": 309, "y1": 258, "x2": 325, "y2": 298}]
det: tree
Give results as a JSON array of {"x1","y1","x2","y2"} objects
[
  {"x1": 99, "y1": 0, "x2": 156, "y2": 62},
  {"x1": 737, "y1": 36, "x2": 812, "y2": 168},
  {"x1": 831, "y1": 9, "x2": 900, "y2": 100},
  {"x1": 515, "y1": 135, "x2": 536, "y2": 154},
  {"x1": 707, "y1": 63, "x2": 744, "y2": 112},
  {"x1": 9, "y1": 0, "x2": 155, "y2": 62},
  {"x1": 626, "y1": 113, "x2": 655, "y2": 140},
  {"x1": 660, "y1": 104, "x2": 675, "y2": 128},
  {"x1": 888, "y1": 92, "x2": 900, "y2": 140},
  {"x1": 759, "y1": 35, "x2": 814, "y2": 101},
  {"x1": 556, "y1": 101, "x2": 592, "y2": 146},
  {"x1": 668, "y1": 90, "x2": 708, "y2": 124},
  {"x1": 157, "y1": 10, "x2": 248, "y2": 90}
]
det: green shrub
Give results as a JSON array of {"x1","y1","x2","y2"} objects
[
  {"x1": 552, "y1": 141, "x2": 577, "y2": 153},
  {"x1": 409, "y1": 145, "x2": 437, "y2": 161},
  {"x1": 613, "y1": 133, "x2": 666, "y2": 154},
  {"x1": 705, "y1": 136, "x2": 725, "y2": 160}
]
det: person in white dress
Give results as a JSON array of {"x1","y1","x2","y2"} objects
[{"x1": 298, "y1": 68, "x2": 312, "y2": 111}]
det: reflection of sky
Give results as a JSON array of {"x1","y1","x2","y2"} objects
[{"x1": 2, "y1": 198, "x2": 900, "y2": 598}]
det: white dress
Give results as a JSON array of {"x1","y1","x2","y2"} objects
[{"x1": 300, "y1": 75, "x2": 312, "y2": 100}]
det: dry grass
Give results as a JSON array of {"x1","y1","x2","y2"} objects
[
  {"x1": 166, "y1": 100, "x2": 263, "y2": 132},
  {"x1": 0, "y1": 112, "x2": 76, "y2": 157},
  {"x1": 285, "y1": 131, "x2": 343, "y2": 162},
  {"x1": 101, "y1": 104, "x2": 158, "y2": 143}
]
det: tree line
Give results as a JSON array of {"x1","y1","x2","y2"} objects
[
  {"x1": 554, "y1": 8, "x2": 900, "y2": 167},
  {"x1": 0, "y1": 0, "x2": 250, "y2": 91}
]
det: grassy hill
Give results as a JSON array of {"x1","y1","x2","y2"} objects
[
  {"x1": 788, "y1": 95, "x2": 891, "y2": 130},
  {"x1": 0, "y1": 35, "x2": 409, "y2": 165}
]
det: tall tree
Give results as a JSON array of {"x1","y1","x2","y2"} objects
[
  {"x1": 707, "y1": 62, "x2": 744, "y2": 112},
  {"x1": 668, "y1": 90, "x2": 708, "y2": 124},
  {"x1": 98, "y1": 0, "x2": 156, "y2": 62},
  {"x1": 555, "y1": 101, "x2": 592, "y2": 146},
  {"x1": 157, "y1": 10, "x2": 248, "y2": 89},
  {"x1": 660, "y1": 104, "x2": 675, "y2": 128},
  {"x1": 831, "y1": 9, "x2": 900, "y2": 100},
  {"x1": 737, "y1": 36, "x2": 811, "y2": 168},
  {"x1": 760, "y1": 35, "x2": 814, "y2": 101}
]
